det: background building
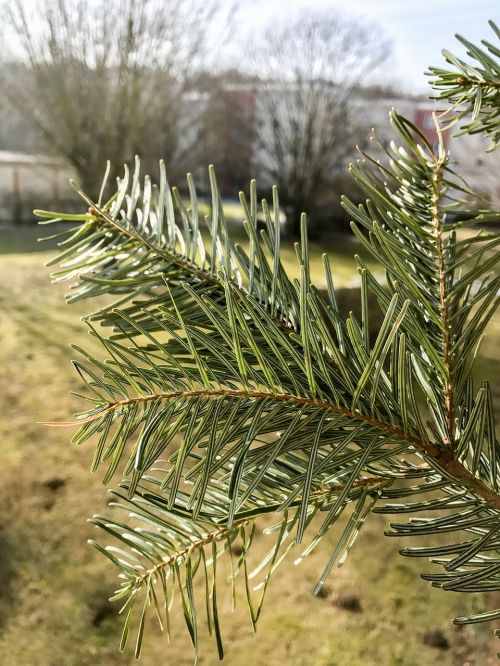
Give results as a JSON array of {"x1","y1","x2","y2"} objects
[{"x1": 0, "y1": 151, "x2": 76, "y2": 223}]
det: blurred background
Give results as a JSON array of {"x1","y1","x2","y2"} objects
[{"x1": 0, "y1": 1, "x2": 499, "y2": 664}]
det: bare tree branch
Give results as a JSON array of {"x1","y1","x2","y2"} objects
[
  {"x1": 2, "y1": 0, "x2": 232, "y2": 194},
  {"x1": 250, "y1": 10, "x2": 391, "y2": 235}
]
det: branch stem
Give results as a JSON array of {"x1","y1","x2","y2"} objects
[
  {"x1": 430, "y1": 115, "x2": 454, "y2": 445},
  {"x1": 47, "y1": 386, "x2": 500, "y2": 511}
]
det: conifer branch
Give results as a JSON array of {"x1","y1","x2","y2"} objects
[
  {"x1": 51, "y1": 386, "x2": 500, "y2": 511},
  {"x1": 429, "y1": 116, "x2": 454, "y2": 444},
  {"x1": 38, "y1": 20, "x2": 500, "y2": 660}
]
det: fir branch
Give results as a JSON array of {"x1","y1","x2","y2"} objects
[
  {"x1": 429, "y1": 115, "x2": 454, "y2": 443},
  {"x1": 429, "y1": 20, "x2": 500, "y2": 149},
  {"x1": 51, "y1": 385, "x2": 500, "y2": 511},
  {"x1": 38, "y1": 19, "x2": 500, "y2": 659}
]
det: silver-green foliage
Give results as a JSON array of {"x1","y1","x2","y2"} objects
[
  {"x1": 38, "y1": 23, "x2": 500, "y2": 661},
  {"x1": 430, "y1": 20, "x2": 500, "y2": 150}
]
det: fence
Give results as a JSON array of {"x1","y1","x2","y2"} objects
[{"x1": 0, "y1": 151, "x2": 77, "y2": 223}]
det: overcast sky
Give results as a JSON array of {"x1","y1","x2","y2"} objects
[{"x1": 232, "y1": 0, "x2": 499, "y2": 91}]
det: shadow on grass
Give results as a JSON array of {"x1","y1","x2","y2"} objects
[{"x1": 0, "y1": 530, "x2": 18, "y2": 628}]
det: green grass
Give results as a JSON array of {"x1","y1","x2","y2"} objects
[{"x1": 0, "y1": 225, "x2": 497, "y2": 664}]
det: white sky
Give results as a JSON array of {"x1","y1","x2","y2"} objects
[
  {"x1": 232, "y1": 0, "x2": 499, "y2": 92},
  {"x1": 4, "y1": 1, "x2": 498, "y2": 93}
]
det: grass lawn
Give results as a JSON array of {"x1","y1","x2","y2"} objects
[{"x1": 0, "y1": 224, "x2": 498, "y2": 665}]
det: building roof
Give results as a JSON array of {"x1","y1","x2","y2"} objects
[{"x1": 0, "y1": 150, "x2": 67, "y2": 167}]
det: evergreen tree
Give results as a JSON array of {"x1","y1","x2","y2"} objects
[{"x1": 38, "y1": 21, "x2": 500, "y2": 660}]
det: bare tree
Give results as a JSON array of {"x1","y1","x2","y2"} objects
[
  {"x1": 2, "y1": 0, "x2": 233, "y2": 195},
  {"x1": 251, "y1": 10, "x2": 391, "y2": 236},
  {"x1": 199, "y1": 70, "x2": 258, "y2": 194}
]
